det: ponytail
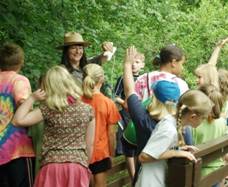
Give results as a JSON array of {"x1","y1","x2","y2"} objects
[
  {"x1": 83, "y1": 75, "x2": 96, "y2": 99},
  {"x1": 83, "y1": 63, "x2": 105, "y2": 99},
  {"x1": 176, "y1": 104, "x2": 187, "y2": 146}
]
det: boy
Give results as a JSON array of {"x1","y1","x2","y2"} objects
[
  {"x1": 114, "y1": 51, "x2": 145, "y2": 180},
  {"x1": 0, "y1": 43, "x2": 35, "y2": 187}
]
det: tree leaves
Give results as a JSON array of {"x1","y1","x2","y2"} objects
[{"x1": 0, "y1": 0, "x2": 228, "y2": 89}]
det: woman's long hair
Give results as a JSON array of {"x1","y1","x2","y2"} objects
[{"x1": 60, "y1": 46, "x2": 88, "y2": 72}]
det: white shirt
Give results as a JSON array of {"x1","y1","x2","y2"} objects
[
  {"x1": 135, "y1": 115, "x2": 178, "y2": 187},
  {"x1": 135, "y1": 71, "x2": 189, "y2": 102}
]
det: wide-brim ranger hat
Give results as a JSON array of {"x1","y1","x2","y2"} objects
[
  {"x1": 151, "y1": 80, "x2": 180, "y2": 103},
  {"x1": 56, "y1": 32, "x2": 90, "y2": 49}
]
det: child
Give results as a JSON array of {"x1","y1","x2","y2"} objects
[
  {"x1": 12, "y1": 65, "x2": 95, "y2": 187},
  {"x1": 192, "y1": 84, "x2": 227, "y2": 184},
  {"x1": 137, "y1": 89, "x2": 213, "y2": 187},
  {"x1": 124, "y1": 46, "x2": 213, "y2": 186},
  {"x1": 114, "y1": 51, "x2": 145, "y2": 180},
  {"x1": 81, "y1": 64, "x2": 121, "y2": 187},
  {"x1": 134, "y1": 44, "x2": 189, "y2": 102},
  {"x1": 133, "y1": 44, "x2": 192, "y2": 145},
  {"x1": 195, "y1": 64, "x2": 219, "y2": 89},
  {"x1": 218, "y1": 69, "x2": 228, "y2": 122},
  {"x1": 194, "y1": 37, "x2": 228, "y2": 90},
  {"x1": 0, "y1": 43, "x2": 35, "y2": 187}
]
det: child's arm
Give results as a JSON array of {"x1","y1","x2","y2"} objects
[
  {"x1": 139, "y1": 149, "x2": 197, "y2": 163},
  {"x1": 115, "y1": 97, "x2": 125, "y2": 105},
  {"x1": 208, "y1": 37, "x2": 228, "y2": 66},
  {"x1": 86, "y1": 118, "x2": 95, "y2": 162},
  {"x1": 108, "y1": 124, "x2": 117, "y2": 157},
  {"x1": 123, "y1": 46, "x2": 138, "y2": 98},
  {"x1": 12, "y1": 89, "x2": 45, "y2": 127}
]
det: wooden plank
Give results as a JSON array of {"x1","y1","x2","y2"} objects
[
  {"x1": 199, "y1": 146, "x2": 228, "y2": 166},
  {"x1": 108, "y1": 174, "x2": 131, "y2": 187},
  {"x1": 199, "y1": 164, "x2": 228, "y2": 187},
  {"x1": 195, "y1": 135, "x2": 228, "y2": 158},
  {"x1": 108, "y1": 161, "x2": 127, "y2": 176}
]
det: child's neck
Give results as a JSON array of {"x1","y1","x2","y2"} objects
[{"x1": 93, "y1": 83, "x2": 102, "y2": 94}]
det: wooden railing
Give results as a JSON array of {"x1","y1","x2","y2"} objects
[
  {"x1": 107, "y1": 156, "x2": 131, "y2": 187},
  {"x1": 107, "y1": 135, "x2": 228, "y2": 187},
  {"x1": 167, "y1": 135, "x2": 228, "y2": 187}
]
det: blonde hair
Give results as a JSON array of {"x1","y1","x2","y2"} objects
[
  {"x1": 41, "y1": 65, "x2": 82, "y2": 111},
  {"x1": 148, "y1": 96, "x2": 176, "y2": 121},
  {"x1": 218, "y1": 69, "x2": 228, "y2": 100},
  {"x1": 195, "y1": 64, "x2": 219, "y2": 89},
  {"x1": 176, "y1": 90, "x2": 213, "y2": 146},
  {"x1": 83, "y1": 64, "x2": 104, "y2": 98},
  {"x1": 199, "y1": 84, "x2": 224, "y2": 120}
]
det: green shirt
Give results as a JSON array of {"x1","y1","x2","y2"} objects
[{"x1": 192, "y1": 117, "x2": 227, "y2": 176}]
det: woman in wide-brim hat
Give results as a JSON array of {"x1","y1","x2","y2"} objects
[{"x1": 57, "y1": 32, "x2": 114, "y2": 87}]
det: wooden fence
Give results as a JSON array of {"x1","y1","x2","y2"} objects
[
  {"x1": 167, "y1": 135, "x2": 228, "y2": 187},
  {"x1": 108, "y1": 135, "x2": 228, "y2": 187}
]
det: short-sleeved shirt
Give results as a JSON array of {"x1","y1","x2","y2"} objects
[
  {"x1": 114, "y1": 75, "x2": 139, "y2": 101},
  {"x1": 40, "y1": 101, "x2": 94, "y2": 167},
  {"x1": 192, "y1": 117, "x2": 227, "y2": 176},
  {"x1": 135, "y1": 71, "x2": 189, "y2": 102},
  {"x1": 82, "y1": 93, "x2": 121, "y2": 163},
  {"x1": 136, "y1": 115, "x2": 177, "y2": 187},
  {"x1": 127, "y1": 94, "x2": 157, "y2": 154},
  {"x1": 0, "y1": 71, "x2": 35, "y2": 165},
  {"x1": 70, "y1": 55, "x2": 103, "y2": 87}
]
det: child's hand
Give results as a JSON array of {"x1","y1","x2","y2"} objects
[
  {"x1": 125, "y1": 46, "x2": 138, "y2": 65},
  {"x1": 122, "y1": 100, "x2": 128, "y2": 111},
  {"x1": 180, "y1": 145, "x2": 199, "y2": 153},
  {"x1": 175, "y1": 150, "x2": 197, "y2": 163},
  {"x1": 31, "y1": 89, "x2": 46, "y2": 101}
]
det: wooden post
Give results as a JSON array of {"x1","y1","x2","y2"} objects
[
  {"x1": 167, "y1": 158, "x2": 194, "y2": 187},
  {"x1": 192, "y1": 158, "x2": 202, "y2": 187}
]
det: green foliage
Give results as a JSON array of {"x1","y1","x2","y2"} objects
[{"x1": 1, "y1": 0, "x2": 228, "y2": 89}]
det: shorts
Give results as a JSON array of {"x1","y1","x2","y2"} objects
[
  {"x1": 121, "y1": 137, "x2": 137, "y2": 157},
  {"x1": 89, "y1": 158, "x2": 112, "y2": 174}
]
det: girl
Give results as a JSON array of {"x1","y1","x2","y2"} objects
[
  {"x1": 218, "y1": 69, "x2": 228, "y2": 121},
  {"x1": 12, "y1": 65, "x2": 95, "y2": 187},
  {"x1": 134, "y1": 44, "x2": 189, "y2": 102},
  {"x1": 138, "y1": 89, "x2": 213, "y2": 187},
  {"x1": 124, "y1": 46, "x2": 213, "y2": 187},
  {"x1": 195, "y1": 64, "x2": 219, "y2": 89},
  {"x1": 195, "y1": 36, "x2": 228, "y2": 90},
  {"x1": 192, "y1": 84, "x2": 227, "y2": 182},
  {"x1": 81, "y1": 64, "x2": 121, "y2": 187}
]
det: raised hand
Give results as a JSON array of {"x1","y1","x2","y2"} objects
[{"x1": 124, "y1": 46, "x2": 138, "y2": 65}]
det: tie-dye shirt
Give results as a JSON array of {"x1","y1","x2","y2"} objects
[{"x1": 0, "y1": 71, "x2": 35, "y2": 165}]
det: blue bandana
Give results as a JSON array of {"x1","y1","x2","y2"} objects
[{"x1": 151, "y1": 80, "x2": 180, "y2": 103}]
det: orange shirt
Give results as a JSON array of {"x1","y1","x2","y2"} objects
[{"x1": 82, "y1": 93, "x2": 121, "y2": 163}]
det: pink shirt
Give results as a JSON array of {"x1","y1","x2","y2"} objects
[{"x1": 135, "y1": 71, "x2": 189, "y2": 102}]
